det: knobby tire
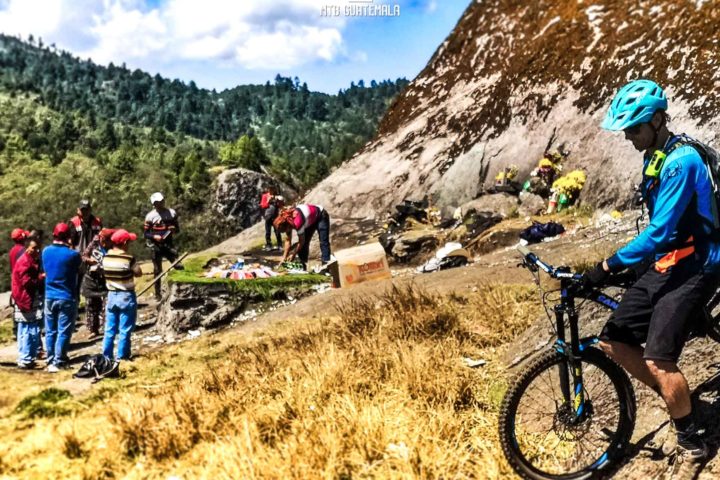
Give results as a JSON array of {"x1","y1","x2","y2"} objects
[{"x1": 499, "y1": 348, "x2": 636, "y2": 480}]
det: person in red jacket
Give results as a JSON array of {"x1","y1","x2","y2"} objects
[
  {"x1": 68, "y1": 200, "x2": 103, "y2": 314},
  {"x1": 9, "y1": 228, "x2": 28, "y2": 273},
  {"x1": 11, "y1": 239, "x2": 44, "y2": 368},
  {"x1": 8, "y1": 228, "x2": 29, "y2": 341},
  {"x1": 260, "y1": 186, "x2": 284, "y2": 251}
]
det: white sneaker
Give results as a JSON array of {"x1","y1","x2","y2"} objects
[{"x1": 46, "y1": 364, "x2": 60, "y2": 373}]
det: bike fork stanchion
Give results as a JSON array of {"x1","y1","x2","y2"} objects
[
  {"x1": 567, "y1": 305, "x2": 587, "y2": 419},
  {"x1": 554, "y1": 304, "x2": 573, "y2": 407}
]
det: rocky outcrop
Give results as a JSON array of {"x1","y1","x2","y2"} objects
[
  {"x1": 517, "y1": 192, "x2": 546, "y2": 217},
  {"x1": 388, "y1": 227, "x2": 440, "y2": 263},
  {"x1": 304, "y1": 0, "x2": 720, "y2": 220},
  {"x1": 156, "y1": 282, "x2": 247, "y2": 335},
  {"x1": 212, "y1": 168, "x2": 297, "y2": 231},
  {"x1": 460, "y1": 193, "x2": 518, "y2": 219},
  {"x1": 156, "y1": 280, "x2": 319, "y2": 335}
]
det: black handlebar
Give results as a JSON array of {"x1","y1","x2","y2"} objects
[
  {"x1": 517, "y1": 245, "x2": 584, "y2": 281},
  {"x1": 517, "y1": 245, "x2": 636, "y2": 290}
]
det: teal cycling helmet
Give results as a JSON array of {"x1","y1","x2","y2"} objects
[{"x1": 601, "y1": 80, "x2": 668, "y2": 131}]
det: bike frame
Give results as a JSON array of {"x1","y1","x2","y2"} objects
[
  {"x1": 517, "y1": 244, "x2": 624, "y2": 423},
  {"x1": 553, "y1": 277, "x2": 619, "y2": 422}
]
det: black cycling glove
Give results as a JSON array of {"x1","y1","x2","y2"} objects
[{"x1": 584, "y1": 261, "x2": 610, "y2": 288}]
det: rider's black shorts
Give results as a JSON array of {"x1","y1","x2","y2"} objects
[{"x1": 599, "y1": 259, "x2": 716, "y2": 362}]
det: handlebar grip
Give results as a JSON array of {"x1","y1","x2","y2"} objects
[{"x1": 517, "y1": 245, "x2": 532, "y2": 257}]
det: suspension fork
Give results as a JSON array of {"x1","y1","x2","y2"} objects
[
  {"x1": 566, "y1": 305, "x2": 588, "y2": 418},
  {"x1": 554, "y1": 290, "x2": 587, "y2": 419},
  {"x1": 554, "y1": 304, "x2": 572, "y2": 407}
]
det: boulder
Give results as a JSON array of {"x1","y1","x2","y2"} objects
[
  {"x1": 463, "y1": 210, "x2": 503, "y2": 238},
  {"x1": 459, "y1": 193, "x2": 518, "y2": 219},
  {"x1": 156, "y1": 280, "x2": 318, "y2": 336},
  {"x1": 388, "y1": 227, "x2": 440, "y2": 263},
  {"x1": 518, "y1": 192, "x2": 546, "y2": 217},
  {"x1": 212, "y1": 168, "x2": 297, "y2": 232},
  {"x1": 156, "y1": 282, "x2": 247, "y2": 335}
]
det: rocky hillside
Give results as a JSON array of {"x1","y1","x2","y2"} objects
[{"x1": 307, "y1": 0, "x2": 720, "y2": 218}]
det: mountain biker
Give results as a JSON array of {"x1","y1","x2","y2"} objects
[{"x1": 585, "y1": 79, "x2": 720, "y2": 464}]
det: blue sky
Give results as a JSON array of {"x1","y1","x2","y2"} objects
[{"x1": 0, "y1": 0, "x2": 469, "y2": 93}]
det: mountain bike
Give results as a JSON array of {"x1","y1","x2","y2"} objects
[{"x1": 498, "y1": 245, "x2": 720, "y2": 480}]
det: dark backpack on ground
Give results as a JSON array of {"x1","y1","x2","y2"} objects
[
  {"x1": 74, "y1": 354, "x2": 120, "y2": 383},
  {"x1": 520, "y1": 221, "x2": 566, "y2": 244}
]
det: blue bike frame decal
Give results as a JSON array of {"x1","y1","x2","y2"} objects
[
  {"x1": 597, "y1": 294, "x2": 620, "y2": 309},
  {"x1": 587, "y1": 289, "x2": 620, "y2": 311},
  {"x1": 590, "y1": 452, "x2": 609, "y2": 470},
  {"x1": 574, "y1": 382, "x2": 584, "y2": 416},
  {"x1": 578, "y1": 337, "x2": 599, "y2": 352}
]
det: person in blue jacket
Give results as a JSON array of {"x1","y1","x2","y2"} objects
[
  {"x1": 42, "y1": 222, "x2": 82, "y2": 372},
  {"x1": 585, "y1": 80, "x2": 720, "y2": 464}
]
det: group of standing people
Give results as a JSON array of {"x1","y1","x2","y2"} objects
[{"x1": 8, "y1": 192, "x2": 181, "y2": 371}]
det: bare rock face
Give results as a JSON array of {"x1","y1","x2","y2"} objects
[
  {"x1": 304, "y1": 0, "x2": 720, "y2": 220},
  {"x1": 517, "y1": 192, "x2": 546, "y2": 217},
  {"x1": 389, "y1": 227, "x2": 440, "y2": 263},
  {"x1": 212, "y1": 168, "x2": 297, "y2": 232},
  {"x1": 460, "y1": 193, "x2": 518, "y2": 219}
]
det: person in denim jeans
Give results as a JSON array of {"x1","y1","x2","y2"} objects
[
  {"x1": 12, "y1": 239, "x2": 44, "y2": 368},
  {"x1": 102, "y1": 229, "x2": 142, "y2": 361},
  {"x1": 42, "y1": 223, "x2": 81, "y2": 372}
]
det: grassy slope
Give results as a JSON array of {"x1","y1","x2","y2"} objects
[{"x1": 0, "y1": 281, "x2": 540, "y2": 478}]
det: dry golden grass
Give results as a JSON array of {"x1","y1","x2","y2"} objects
[{"x1": 0, "y1": 282, "x2": 540, "y2": 479}]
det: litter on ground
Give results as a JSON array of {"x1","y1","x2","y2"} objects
[
  {"x1": 417, "y1": 242, "x2": 471, "y2": 273},
  {"x1": 463, "y1": 357, "x2": 487, "y2": 368}
]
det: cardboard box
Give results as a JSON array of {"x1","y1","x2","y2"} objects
[{"x1": 332, "y1": 242, "x2": 392, "y2": 288}]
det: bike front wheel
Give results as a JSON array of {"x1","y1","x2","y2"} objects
[{"x1": 498, "y1": 347, "x2": 636, "y2": 480}]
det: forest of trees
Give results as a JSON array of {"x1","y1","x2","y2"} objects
[
  {"x1": 0, "y1": 34, "x2": 409, "y2": 186},
  {"x1": 0, "y1": 34, "x2": 410, "y2": 290}
]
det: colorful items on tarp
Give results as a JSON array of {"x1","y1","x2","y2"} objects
[{"x1": 204, "y1": 257, "x2": 288, "y2": 280}]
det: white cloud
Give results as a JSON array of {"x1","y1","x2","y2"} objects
[
  {"x1": 0, "y1": 0, "x2": 354, "y2": 70},
  {"x1": 83, "y1": 1, "x2": 168, "y2": 64}
]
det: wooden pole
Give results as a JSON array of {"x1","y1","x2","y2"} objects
[{"x1": 137, "y1": 252, "x2": 189, "y2": 298}]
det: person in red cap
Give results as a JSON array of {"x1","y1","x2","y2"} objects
[
  {"x1": 41, "y1": 223, "x2": 82, "y2": 372},
  {"x1": 80, "y1": 228, "x2": 116, "y2": 337},
  {"x1": 101, "y1": 229, "x2": 142, "y2": 361},
  {"x1": 12, "y1": 238, "x2": 44, "y2": 368},
  {"x1": 9, "y1": 228, "x2": 29, "y2": 341},
  {"x1": 9, "y1": 228, "x2": 29, "y2": 273}
]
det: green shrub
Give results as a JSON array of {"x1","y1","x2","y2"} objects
[{"x1": 15, "y1": 388, "x2": 72, "y2": 419}]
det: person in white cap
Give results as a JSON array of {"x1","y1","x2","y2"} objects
[{"x1": 143, "y1": 192, "x2": 182, "y2": 300}]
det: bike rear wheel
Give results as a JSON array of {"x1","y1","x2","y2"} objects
[{"x1": 499, "y1": 348, "x2": 636, "y2": 480}]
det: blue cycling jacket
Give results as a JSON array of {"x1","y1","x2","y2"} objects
[{"x1": 606, "y1": 137, "x2": 720, "y2": 272}]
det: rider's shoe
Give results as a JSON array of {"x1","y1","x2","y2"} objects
[
  {"x1": 667, "y1": 435, "x2": 708, "y2": 480},
  {"x1": 676, "y1": 434, "x2": 709, "y2": 461}
]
